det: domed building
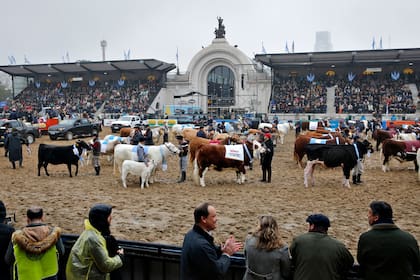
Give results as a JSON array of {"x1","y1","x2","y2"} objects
[{"x1": 151, "y1": 18, "x2": 271, "y2": 118}]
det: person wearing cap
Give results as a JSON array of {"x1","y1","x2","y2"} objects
[
  {"x1": 130, "y1": 125, "x2": 144, "y2": 145},
  {"x1": 243, "y1": 215, "x2": 291, "y2": 280},
  {"x1": 196, "y1": 125, "x2": 207, "y2": 139},
  {"x1": 0, "y1": 200, "x2": 15, "y2": 280},
  {"x1": 66, "y1": 203, "x2": 124, "y2": 280},
  {"x1": 176, "y1": 134, "x2": 189, "y2": 183},
  {"x1": 6, "y1": 207, "x2": 64, "y2": 280},
  {"x1": 4, "y1": 127, "x2": 29, "y2": 169},
  {"x1": 144, "y1": 124, "x2": 154, "y2": 145},
  {"x1": 180, "y1": 202, "x2": 242, "y2": 280},
  {"x1": 357, "y1": 201, "x2": 420, "y2": 280},
  {"x1": 290, "y1": 213, "x2": 354, "y2": 280},
  {"x1": 91, "y1": 133, "x2": 101, "y2": 175},
  {"x1": 260, "y1": 133, "x2": 274, "y2": 183}
]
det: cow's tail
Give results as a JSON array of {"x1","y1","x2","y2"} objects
[{"x1": 193, "y1": 158, "x2": 199, "y2": 185}]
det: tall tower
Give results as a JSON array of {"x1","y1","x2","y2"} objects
[
  {"x1": 314, "y1": 31, "x2": 332, "y2": 52},
  {"x1": 100, "y1": 40, "x2": 107, "y2": 61}
]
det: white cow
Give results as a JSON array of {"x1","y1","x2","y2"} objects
[
  {"x1": 121, "y1": 160, "x2": 155, "y2": 189},
  {"x1": 113, "y1": 142, "x2": 180, "y2": 183},
  {"x1": 276, "y1": 122, "x2": 295, "y2": 145}
]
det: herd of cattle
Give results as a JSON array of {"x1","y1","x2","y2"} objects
[{"x1": 35, "y1": 120, "x2": 420, "y2": 187}]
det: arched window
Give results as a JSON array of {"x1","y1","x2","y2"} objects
[{"x1": 207, "y1": 66, "x2": 235, "y2": 108}]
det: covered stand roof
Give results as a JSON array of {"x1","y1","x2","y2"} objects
[
  {"x1": 0, "y1": 59, "x2": 176, "y2": 81},
  {"x1": 255, "y1": 48, "x2": 420, "y2": 76}
]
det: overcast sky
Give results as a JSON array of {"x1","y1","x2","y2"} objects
[{"x1": 2, "y1": 0, "x2": 420, "y2": 72}]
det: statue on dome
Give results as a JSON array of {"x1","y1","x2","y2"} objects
[{"x1": 214, "y1": 17, "x2": 226, "y2": 39}]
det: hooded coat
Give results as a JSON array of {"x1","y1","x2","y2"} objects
[{"x1": 66, "y1": 204, "x2": 123, "y2": 280}]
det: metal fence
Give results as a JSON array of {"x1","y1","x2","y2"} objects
[{"x1": 60, "y1": 234, "x2": 419, "y2": 280}]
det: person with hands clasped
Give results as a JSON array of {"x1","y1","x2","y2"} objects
[{"x1": 180, "y1": 202, "x2": 242, "y2": 280}]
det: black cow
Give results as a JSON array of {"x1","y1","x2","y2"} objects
[
  {"x1": 304, "y1": 140, "x2": 373, "y2": 188},
  {"x1": 38, "y1": 140, "x2": 91, "y2": 177}
]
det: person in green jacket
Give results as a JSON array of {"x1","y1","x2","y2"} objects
[
  {"x1": 5, "y1": 206, "x2": 64, "y2": 280},
  {"x1": 357, "y1": 201, "x2": 420, "y2": 280},
  {"x1": 290, "y1": 213, "x2": 354, "y2": 280},
  {"x1": 66, "y1": 203, "x2": 124, "y2": 280}
]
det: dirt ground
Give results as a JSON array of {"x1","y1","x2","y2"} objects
[{"x1": 1, "y1": 127, "x2": 419, "y2": 257}]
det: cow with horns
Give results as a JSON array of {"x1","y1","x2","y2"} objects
[{"x1": 303, "y1": 140, "x2": 373, "y2": 188}]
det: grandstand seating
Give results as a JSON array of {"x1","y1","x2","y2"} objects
[
  {"x1": 270, "y1": 75, "x2": 417, "y2": 115},
  {"x1": 8, "y1": 78, "x2": 161, "y2": 119}
]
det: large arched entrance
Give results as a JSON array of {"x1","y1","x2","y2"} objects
[{"x1": 207, "y1": 65, "x2": 235, "y2": 117}]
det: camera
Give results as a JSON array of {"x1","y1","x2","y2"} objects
[{"x1": 4, "y1": 213, "x2": 16, "y2": 225}]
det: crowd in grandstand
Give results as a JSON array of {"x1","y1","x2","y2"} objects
[
  {"x1": 270, "y1": 78, "x2": 328, "y2": 114},
  {"x1": 270, "y1": 75, "x2": 418, "y2": 114},
  {"x1": 2, "y1": 79, "x2": 161, "y2": 121}
]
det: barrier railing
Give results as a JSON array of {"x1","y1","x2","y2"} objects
[{"x1": 60, "y1": 234, "x2": 420, "y2": 280}]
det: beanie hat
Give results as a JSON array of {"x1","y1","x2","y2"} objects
[{"x1": 89, "y1": 204, "x2": 113, "y2": 236}]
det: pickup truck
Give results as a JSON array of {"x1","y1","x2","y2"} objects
[
  {"x1": 48, "y1": 118, "x2": 102, "y2": 140},
  {"x1": 111, "y1": 115, "x2": 142, "y2": 133},
  {"x1": 0, "y1": 119, "x2": 40, "y2": 145}
]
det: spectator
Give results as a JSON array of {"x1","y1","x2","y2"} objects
[
  {"x1": 66, "y1": 203, "x2": 124, "y2": 279},
  {"x1": 180, "y1": 202, "x2": 242, "y2": 280},
  {"x1": 357, "y1": 201, "x2": 420, "y2": 280},
  {"x1": 290, "y1": 213, "x2": 354, "y2": 280},
  {"x1": 4, "y1": 128, "x2": 29, "y2": 169},
  {"x1": 260, "y1": 133, "x2": 274, "y2": 183},
  {"x1": 176, "y1": 135, "x2": 189, "y2": 183},
  {"x1": 91, "y1": 133, "x2": 101, "y2": 175},
  {"x1": 0, "y1": 200, "x2": 15, "y2": 280},
  {"x1": 196, "y1": 125, "x2": 207, "y2": 139},
  {"x1": 243, "y1": 215, "x2": 291, "y2": 280},
  {"x1": 6, "y1": 206, "x2": 64, "y2": 280}
]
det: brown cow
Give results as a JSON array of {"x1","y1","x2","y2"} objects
[
  {"x1": 300, "y1": 120, "x2": 329, "y2": 132},
  {"x1": 381, "y1": 139, "x2": 420, "y2": 172},
  {"x1": 294, "y1": 134, "x2": 349, "y2": 168},
  {"x1": 119, "y1": 127, "x2": 134, "y2": 137},
  {"x1": 372, "y1": 129, "x2": 395, "y2": 151},
  {"x1": 193, "y1": 140, "x2": 255, "y2": 187}
]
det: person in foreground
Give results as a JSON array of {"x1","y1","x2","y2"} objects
[
  {"x1": 6, "y1": 207, "x2": 64, "y2": 280},
  {"x1": 357, "y1": 201, "x2": 420, "y2": 280},
  {"x1": 290, "y1": 213, "x2": 354, "y2": 280},
  {"x1": 66, "y1": 203, "x2": 124, "y2": 280},
  {"x1": 180, "y1": 202, "x2": 242, "y2": 280},
  {"x1": 0, "y1": 200, "x2": 15, "y2": 280},
  {"x1": 243, "y1": 215, "x2": 291, "y2": 280}
]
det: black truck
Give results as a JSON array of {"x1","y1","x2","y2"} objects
[
  {"x1": 48, "y1": 118, "x2": 102, "y2": 140},
  {"x1": 0, "y1": 119, "x2": 40, "y2": 145}
]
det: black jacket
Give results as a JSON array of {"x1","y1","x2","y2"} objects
[{"x1": 180, "y1": 225, "x2": 231, "y2": 280}]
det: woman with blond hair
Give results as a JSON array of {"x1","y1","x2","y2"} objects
[{"x1": 243, "y1": 215, "x2": 291, "y2": 280}]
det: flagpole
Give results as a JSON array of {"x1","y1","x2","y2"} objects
[{"x1": 176, "y1": 47, "x2": 180, "y2": 75}]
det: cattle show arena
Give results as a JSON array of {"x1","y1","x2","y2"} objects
[{"x1": 1, "y1": 126, "x2": 419, "y2": 257}]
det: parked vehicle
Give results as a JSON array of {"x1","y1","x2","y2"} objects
[
  {"x1": 111, "y1": 115, "x2": 142, "y2": 133},
  {"x1": 0, "y1": 119, "x2": 40, "y2": 145},
  {"x1": 48, "y1": 118, "x2": 101, "y2": 140}
]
